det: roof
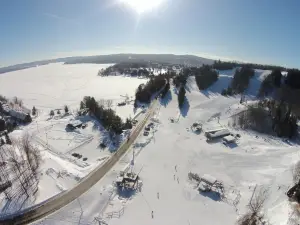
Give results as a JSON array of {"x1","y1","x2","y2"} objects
[
  {"x1": 9, "y1": 109, "x2": 30, "y2": 120},
  {"x1": 68, "y1": 120, "x2": 82, "y2": 127},
  {"x1": 223, "y1": 135, "x2": 235, "y2": 143},
  {"x1": 124, "y1": 172, "x2": 138, "y2": 181},
  {"x1": 201, "y1": 174, "x2": 217, "y2": 185},
  {"x1": 206, "y1": 129, "x2": 230, "y2": 139}
]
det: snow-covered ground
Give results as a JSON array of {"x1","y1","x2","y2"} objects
[
  {"x1": 0, "y1": 63, "x2": 149, "y2": 215},
  {"x1": 0, "y1": 63, "x2": 147, "y2": 120},
  {"x1": 34, "y1": 70, "x2": 299, "y2": 225}
]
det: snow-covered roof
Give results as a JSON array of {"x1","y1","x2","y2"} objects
[
  {"x1": 206, "y1": 129, "x2": 230, "y2": 139},
  {"x1": 68, "y1": 120, "x2": 82, "y2": 127},
  {"x1": 9, "y1": 109, "x2": 29, "y2": 120},
  {"x1": 201, "y1": 174, "x2": 217, "y2": 185},
  {"x1": 223, "y1": 135, "x2": 235, "y2": 143}
]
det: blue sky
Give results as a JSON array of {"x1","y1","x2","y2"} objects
[{"x1": 0, "y1": 0, "x2": 299, "y2": 68}]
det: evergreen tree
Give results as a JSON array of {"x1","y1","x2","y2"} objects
[
  {"x1": 161, "y1": 82, "x2": 170, "y2": 98},
  {"x1": 0, "y1": 119, "x2": 5, "y2": 131},
  {"x1": 178, "y1": 86, "x2": 186, "y2": 108},
  {"x1": 194, "y1": 65, "x2": 219, "y2": 90},
  {"x1": 64, "y1": 105, "x2": 69, "y2": 114},
  {"x1": 80, "y1": 101, "x2": 85, "y2": 110},
  {"x1": 50, "y1": 110, "x2": 54, "y2": 117},
  {"x1": 32, "y1": 106, "x2": 36, "y2": 116},
  {"x1": 57, "y1": 109, "x2": 61, "y2": 115},
  {"x1": 4, "y1": 133, "x2": 11, "y2": 145}
]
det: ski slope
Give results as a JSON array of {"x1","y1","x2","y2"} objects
[{"x1": 33, "y1": 72, "x2": 299, "y2": 225}]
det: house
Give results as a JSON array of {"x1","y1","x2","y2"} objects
[
  {"x1": 9, "y1": 109, "x2": 32, "y2": 123},
  {"x1": 66, "y1": 120, "x2": 83, "y2": 130},
  {"x1": 1, "y1": 103, "x2": 31, "y2": 123}
]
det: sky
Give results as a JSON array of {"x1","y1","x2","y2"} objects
[{"x1": 0, "y1": 0, "x2": 299, "y2": 68}]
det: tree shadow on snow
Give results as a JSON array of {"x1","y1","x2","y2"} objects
[
  {"x1": 117, "y1": 186, "x2": 138, "y2": 199},
  {"x1": 159, "y1": 91, "x2": 172, "y2": 107},
  {"x1": 180, "y1": 97, "x2": 190, "y2": 117}
]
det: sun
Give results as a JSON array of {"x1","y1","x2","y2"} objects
[{"x1": 119, "y1": 0, "x2": 164, "y2": 14}]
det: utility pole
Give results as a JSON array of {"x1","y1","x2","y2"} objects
[
  {"x1": 45, "y1": 131, "x2": 48, "y2": 149},
  {"x1": 36, "y1": 121, "x2": 39, "y2": 132}
]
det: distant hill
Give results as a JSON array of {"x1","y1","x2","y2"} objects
[
  {"x1": 0, "y1": 54, "x2": 214, "y2": 74},
  {"x1": 63, "y1": 54, "x2": 214, "y2": 67}
]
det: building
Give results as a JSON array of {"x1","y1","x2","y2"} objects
[
  {"x1": 1, "y1": 103, "x2": 32, "y2": 123},
  {"x1": 9, "y1": 109, "x2": 32, "y2": 123},
  {"x1": 66, "y1": 120, "x2": 83, "y2": 130},
  {"x1": 205, "y1": 128, "x2": 230, "y2": 140},
  {"x1": 222, "y1": 135, "x2": 236, "y2": 144}
]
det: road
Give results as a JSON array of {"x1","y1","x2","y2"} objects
[{"x1": 0, "y1": 100, "x2": 157, "y2": 225}]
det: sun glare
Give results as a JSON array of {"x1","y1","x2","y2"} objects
[{"x1": 119, "y1": 0, "x2": 164, "y2": 14}]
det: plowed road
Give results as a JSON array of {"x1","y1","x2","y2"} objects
[{"x1": 0, "y1": 100, "x2": 157, "y2": 225}]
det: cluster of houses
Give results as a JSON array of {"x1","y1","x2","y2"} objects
[{"x1": 205, "y1": 128, "x2": 239, "y2": 145}]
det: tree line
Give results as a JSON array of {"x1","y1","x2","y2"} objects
[
  {"x1": 135, "y1": 75, "x2": 167, "y2": 105},
  {"x1": 80, "y1": 96, "x2": 131, "y2": 134},
  {"x1": 213, "y1": 59, "x2": 286, "y2": 71},
  {"x1": 194, "y1": 65, "x2": 219, "y2": 90},
  {"x1": 222, "y1": 67, "x2": 255, "y2": 96},
  {"x1": 258, "y1": 69, "x2": 282, "y2": 97},
  {"x1": 233, "y1": 99, "x2": 298, "y2": 138}
]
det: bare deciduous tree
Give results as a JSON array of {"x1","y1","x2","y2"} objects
[
  {"x1": 106, "y1": 99, "x2": 113, "y2": 109},
  {"x1": 98, "y1": 99, "x2": 105, "y2": 107},
  {"x1": 293, "y1": 161, "x2": 300, "y2": 183},
  {"x1": 237, "y1": 186, "x2": 269, "y2": 225}
]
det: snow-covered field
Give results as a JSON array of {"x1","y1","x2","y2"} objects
[
  {"x1": 33, "y1": 69, "x2": 300, "y2": 225},
  {"x1": 0, "y1": 63, "x2": 149, "y2": 215},
  {"x1": 0, "y1": 63, "x2": 147, "y2": 120}
]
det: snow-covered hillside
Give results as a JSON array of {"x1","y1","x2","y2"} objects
[{"x1": 34, "y1": 72, "x2": 299, "y2": 225}]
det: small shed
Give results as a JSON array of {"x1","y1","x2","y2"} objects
[{"x1": 223, "y1": 135, "x2": 236, "y2": 144}]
